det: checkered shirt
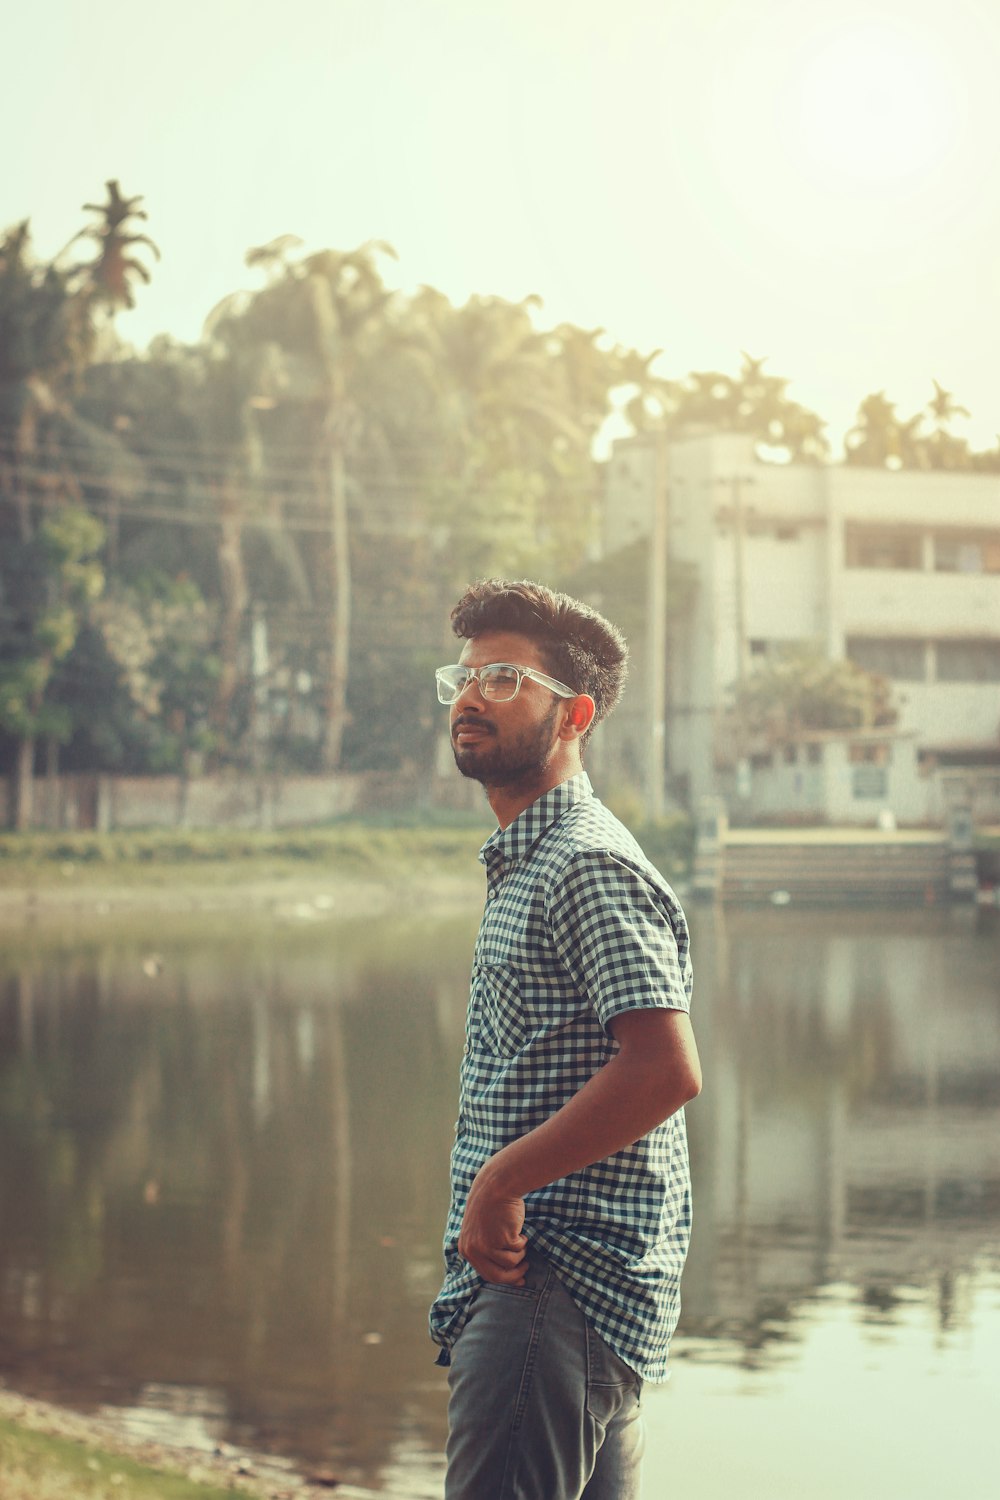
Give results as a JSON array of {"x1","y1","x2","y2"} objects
[{"x1": 429, "y1": 772, "x2": 694, "y2": 1382}]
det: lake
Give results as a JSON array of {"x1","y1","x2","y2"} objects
[{"x1": 0, "y1": 901, "x2": 998, "y2": 1497}]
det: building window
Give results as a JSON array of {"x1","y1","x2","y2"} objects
[
  {"x1": 935, "y1": 640, "x2": 1000, "y2": 683},
  {"x1": 806, "y1": 743, "x2": 823, "y2": 766},
  {"x1": 933, "y1": 531, "x2": 1000, "y2": 574},
  {"x1": 783, "y1": 744, "x2": 798, "y2": 765},
  {"x1": 749, "y1": 638, "x2": 769, "y2": 658},
  {"x1": 845, "y1": 526, "x2": 922, "y2": 570},
  {"x1": 852, "y1": 766, "x2": 888, "y2": 799},
  {"x1": 775, "y1": 525, "x2": 800, "y2": 541},
  {"x1": 849, "y1": 742, "x2": 891, "y2": 766},
  {"x1": 749, "y1": 751, "x2": 773, "y2": 770},
  {"x1": 846, "y1": 636, "x2": 926, "y2": 681}
]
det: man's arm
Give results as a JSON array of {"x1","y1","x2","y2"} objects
[{"x1": 457, "y1": 1007, "x2": 701, "y2": 1284}]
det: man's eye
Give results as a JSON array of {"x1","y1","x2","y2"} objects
[{"x1": 482, "y1": 667, "x2": 519, "y2": 695}]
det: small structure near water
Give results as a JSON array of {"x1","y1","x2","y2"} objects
[{"x1": 694, "y1": 799, "x2": 980, "y2": 906}]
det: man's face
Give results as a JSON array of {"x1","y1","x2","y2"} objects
[{"x1": 449, "y1": 631, "x2": 566, "y2": 789}]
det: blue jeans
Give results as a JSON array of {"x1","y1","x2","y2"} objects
[{"x1": 444, "y1": 1250, "x2": 645, "y2": 1500}]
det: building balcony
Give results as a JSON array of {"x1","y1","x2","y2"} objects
[{"x1": 838, "y1": 569, "x2": 1000, "y2": 637}]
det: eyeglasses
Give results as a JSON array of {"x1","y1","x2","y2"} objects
[{"x1": 435, "y1": 662, "x2": 577, "y2": 705}]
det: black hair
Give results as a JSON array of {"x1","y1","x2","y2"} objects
[{"x1": 450, "y1": 578, "x2": 628, "y2": 741}]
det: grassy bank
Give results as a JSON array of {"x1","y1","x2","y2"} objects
[
  {"x1": 0, "y1": 821, "x2": 489, "y2": 884},
  {"x1": 0, "y1": 1416, "x2": 250, "y2": 1500},
  {"x1": 0, "y1": 813, "x2": 695, "y2": 903},
  {"x1": 0, "y1": 1388, "x2": 378, "y2": 1500}
]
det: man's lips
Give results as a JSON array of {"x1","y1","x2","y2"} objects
[{"x1": 452, "y1": 719, "x2": 494, "y2": 744}]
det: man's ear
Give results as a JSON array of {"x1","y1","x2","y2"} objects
[{"x1": 561, "y1": 695, "x2": 596, "y2": 740}]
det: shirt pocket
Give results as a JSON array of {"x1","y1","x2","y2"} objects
[{"x1": 475, "y1": 963, "x2": 525, "y2": 1058}]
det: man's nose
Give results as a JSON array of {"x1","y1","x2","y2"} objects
[{"x1": 454, "y1": 673, "x2": 485, "y2": 708}]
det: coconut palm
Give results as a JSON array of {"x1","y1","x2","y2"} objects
[
  {"x1": 922, "y1": 381, "x2": 972, "y2": 471},
  {"x1": 66, "y1": 180, "x2": 161, "y2": 314},
  {"x1": 844, "y1": 391, "x2": 922, "y2": 468},
  {"x1": 410, "y1": 290, "x2": 606, "y2": 577},
  {"x1": 207, "y1": 240, "x2": 404, "y2": 770},
  {"x1": 627, "y1": 354, "x2": 828, "y2": 462},
  {"x1": 0, "y1": 197, "x2": 154, "y2": 824}
]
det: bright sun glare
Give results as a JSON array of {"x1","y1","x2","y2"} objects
[{"x1": 787, "y1": 20, "x2": 957, "y2": 184}]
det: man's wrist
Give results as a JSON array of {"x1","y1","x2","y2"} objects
[{"x1": 478, "y1": 1145, "x2": 524, "y2": 1199}]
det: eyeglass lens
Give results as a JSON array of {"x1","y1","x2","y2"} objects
[{"x1": 439, "y1": 665, "x2": 521, "y2": 702}]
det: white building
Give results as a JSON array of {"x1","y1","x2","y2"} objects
[{"x1": 600, "y1": 431, "x2": 1000, "y2": 824}]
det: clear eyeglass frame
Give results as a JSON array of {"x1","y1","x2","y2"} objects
[{"x1": 435, "y1": 662, "x2": 577, "y2": 705}]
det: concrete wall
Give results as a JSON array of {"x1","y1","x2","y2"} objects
[
  {"x1": 722, "y1": 746, "x2": 1000, "y2": 827},
  {"x1": 894, "y1": 681, "x2": 1000, "y2": 745},
  {"x1": 821, "y1": 739, "x2": 928, "y2": 824},
  {"x1": 1, "y1": 771, "x2": 385, "y2": 832},
  {"x1": 837, "y1": 568, "x2": 1000, "y2": 641},
  {"x1": 730, "y1": 736, "x2": 935, "y2": 826},
  {"x1": 826, "y1": 464, "x2": 1000, "y2": 530},
  {"x1": 107, "y1": 773, "x2": 367, "y2": 830},
  {"x1": 603, "y1": 437, "x2": 658, "y2": 553}
]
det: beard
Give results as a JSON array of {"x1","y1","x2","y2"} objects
[{"x1": 452, "y1": 701, "x2": 560, "y2": 789}]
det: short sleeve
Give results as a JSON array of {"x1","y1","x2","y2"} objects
[{"x1": 546, "y1": 850, "x2": 692, "y2": 1033}]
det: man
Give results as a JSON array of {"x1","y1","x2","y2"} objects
[{"x1": 430, "y1": 578, "x2": 701, "y2": 1500}]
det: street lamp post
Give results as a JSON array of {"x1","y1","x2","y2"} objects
[{"x1": 647, "y1": 433, "x2": 668, "y2": 820}]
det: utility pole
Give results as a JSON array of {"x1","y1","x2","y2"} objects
[
  {"x1": 646, "y1": 432, "x2": 668, "y2": 820},
  {"x1": 722, "y1": 473, "x2": 754, "y2": 684}
]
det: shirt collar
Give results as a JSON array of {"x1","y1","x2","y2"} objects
[{"x1": 479, "y1": 772, "x2": 594, "y2": 871}]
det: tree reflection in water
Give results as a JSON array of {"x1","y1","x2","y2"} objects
[{"x1": 0, "y1": 905, "x2": 997, "y2": 1491}]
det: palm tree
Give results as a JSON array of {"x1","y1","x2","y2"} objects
[
  {"x1": 66, "y1": 180, "x2": 161, "y2": 314},
  {"x1": 411, "y1": 290, "x2": 604, "y2": 577},
  {"x1": 207, "y1": 240, "x2": 403, "y2": 771},
  {"x1": 0, "y1": 223, "x2": 97, "y2": 823},
  {"x1": 302, "y1": 247, "x2": 396, "y2": 770},
  {"x1": 627, "y1": 354, "x2": 829, "y2": 462},
  {"x1": 923, "y1": 381, "x2": 972, "y2": 471},
  {"x1": 617, "y1": 346, "x2": 667, "y2": 433},
  {"x1": 0, "y1": 194, "x2": 155, "y2": 825},
  {"x1": 844, "y1": 391, "x2": 922, "y2": 468}
]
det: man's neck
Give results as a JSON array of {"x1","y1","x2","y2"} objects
[{"x1": 486, "y1": 759, "x2": 583, "y2": 831}]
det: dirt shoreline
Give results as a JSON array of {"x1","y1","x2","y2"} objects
[
  {"x1": 0, "y1": 1385, "x2": 423, "y2": 1499},
  {"x1": 0, "y1": 871, "x2": 483, "y2": 928}
]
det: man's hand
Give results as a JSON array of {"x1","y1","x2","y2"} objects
[
  {"x1": 458, "y1": 1162, "x2": 528, "y2": 1284},
  {"x1": 456, "y1": 1012, "x2": 700, "y2": 1285}
]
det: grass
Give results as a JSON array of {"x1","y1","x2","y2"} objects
[
  {"x1": 0, "y1": 823, "x2": 489, "y2": 891},
  {"x1": 0, "y1": 814, "x2": 697, "y2": 892},
  {"x1": 0, "y1": 1417, "x2": 245, "y2": 1500}
]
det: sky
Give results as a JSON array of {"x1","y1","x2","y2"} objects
[{"x1": 6, "y1": 0, "x2": 1000, "y2": 452}]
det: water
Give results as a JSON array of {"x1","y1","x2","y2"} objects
[{"x1": 0, "y1": 903, "x2": 998, "y2": 1497}]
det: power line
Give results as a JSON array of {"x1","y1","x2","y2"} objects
[
  {"x1": 0, "y1": 478, "x2": 459, "y2": 536},
  {"x1": 0, "y1": 447, "x2": 452, "y2": 498},
  {"x1": 0, "y1": 419, "x2": 485, "y2": 468}
]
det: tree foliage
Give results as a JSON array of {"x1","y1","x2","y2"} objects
[
  {"x1": 67, "y1": 179, "x2": 161, "y2": 313},
  {"x1": 0, "y1": 506, "x2": 105, "y2": 746},
  {"x1": 625, "y1": 351, "x2": 830, "y2": 463},
  {"x1": 1, "y1": 187, "x2": 997, "y2": 819},
  {"x1": 845, "y1": 381, "x2": 1000, "y2": 472},
  {"x1": 728, "y1": 645, "x2": 898, "y2": 745}
]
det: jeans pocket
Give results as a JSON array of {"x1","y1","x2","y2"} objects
[
  {"x1": 478, "y1": 1249, "x2": 549, "y2": 1300},
  {"x1": 479, "y1": 1281, "x2": 540, "y2": 1301},
  {"x1": 585, "y1": 1324, "x2": 639, "y2": 1425}
]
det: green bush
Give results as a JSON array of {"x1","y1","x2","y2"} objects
[
  {"x1": 0, "y1": 824, "x2": 485, "y2": 874},
  {"x1": 0, "y1": 811, "x2": 694, "y2": 886},
  {"x1": 633, "y1": 814, "x2": 696, "y2": 884}
]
